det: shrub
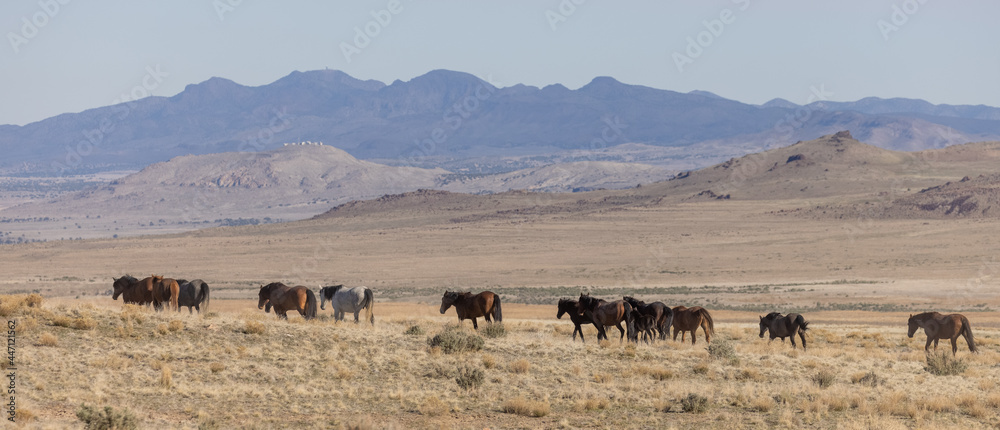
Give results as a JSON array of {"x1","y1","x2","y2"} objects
[
  {"x1": 852, "y1": 371, "x2": 880, "y2": 387},
  {"x1": 418, "y1": 396, "x2": 449, "y2": 416},
  {"x1": 707, "y1": 340, "x2": 737, "y2": 362},
  {"x1": 242, "y1": 321, "x2": 266, "y2": 335},
  {"x1": 925, "y1": 351, "x2": 967, "y2": 376},
  {"x1": 427, "y1": 327, "x2": 484, "y2": 354},
  {"x1": 813, "y1": 369, "x2": 836, "y2": 388},
  {"x1": 455, "y1": 365, "x2": 485, "y2": 390},
  {"x1": 160, "y1": 365, "x2": 173, "y2": 388},
  {"x1": 73, "y1": 317, "x2": 97, "y2": 330},
  {"x1": 680, "y1": 393, "x2": 709, "y2": 413},
  {"x1": 36, "y1": 332, "x2": 58, "y2": 347},
  {"x1": 209, "y1": 362, "x2": 226, "y2": 374},
  {"x1": 76, "y1": 404, "x2": 139, "y2": 430},
  {"x1": 404, "y1": 325, "x2": 424, "y2": 336},
  {"x1": 502, "y1": 396, "x2": 549, "y2": 417},
  {"x1": 479, "y1": 322, "x2": 506, "y2": 339},
  {"x1": 168, "y1": 320, "x2": 183, "y2": 332},
  {"x1": 481, "y1": 354, "x2": 497, "y2": 369},
  {"x1": 510, "y1": 359, "x2": 531, "y2": 374}
]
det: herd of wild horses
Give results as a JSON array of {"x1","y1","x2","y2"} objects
[{"x1": 110, "y1": 278, "x2": 979, "y2": 355}]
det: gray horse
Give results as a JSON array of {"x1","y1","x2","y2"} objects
[
  {"x1": 319, "y1": 285, "x2": 374, "y2": 325},
  {"x1": 174, "y1": 279, "x2": 210, "y2": 314}
]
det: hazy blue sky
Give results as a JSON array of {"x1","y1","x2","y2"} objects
[{"x1": 2, "y1": 1, "x2": 998, "y2": 126}]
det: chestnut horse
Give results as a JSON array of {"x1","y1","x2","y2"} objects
[
  {"x1": 623, "y1": 296, "x2": 673, "y2": 341},
  {"x1": 439, "y1": 291, "x2": 502, "y2": 330},
  {"x1": 577, "y1": 294, "x2": 635, "y2": 342},
  {"x1": 907, "y1": 312, "x2": 976, "y2": 356},
  {"x1": 759, "y1": 312, "x2": 809, "y2": 350},
  {"x1": 556, "y1": 298, "x2": 593, "y2": 343},
  {"x1": 672, "y1": 306, "x2": 714, "y2": 344},
  {"x1": 150, "y1": 275, "x2": 180, "y2": 312},
  {"x1": 257, "y1": 282, "x2": 317, "y2": 320},
  {"x1": 111, "y1": 275, "x2": 154, "y2": 306}
]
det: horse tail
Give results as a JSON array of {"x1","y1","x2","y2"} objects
[
  {"x1": 797, "y1": 315, "x2": 809, "y2": 332},
  {"x1": 198, "y1": 282, "x2": 210, "y2": 313},
  {"x1": 961, "y1": 316, "x2": 977, "y2": 353},
  {"x1": 700, "y1": 308, "x2": 715, "y2": 335},
  {"x1": 662, "y1": 307, "x2": 674, "y2": 338},
  {"x1": 364, "y1": 288, "x2": 375, "y2": 326},
  {"x1": 623, "y1": 301, "x2": 636, "y2": 341},
  {"x1": 493, "y1": 295, "x2": 502, "y2": 323},
  {"x1": 305, "y1": 289, "x2": 318, "y2": 320}
]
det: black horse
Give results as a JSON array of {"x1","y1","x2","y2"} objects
[
  {"x1": 759, "y1": 312, "x2": 809, "y2": 350},
  {"x1": 175, "y1": 279, "x2": 210, "y2": 314},
  {"x1": 623, "y1": 296, "x2": 673, "y2": 341},
  {"x1": 556, "y1": 299, "x2": 594, "y2": 343},
  {"x1": 630, "y1": 310, "x2": 657, "y2": 344}
]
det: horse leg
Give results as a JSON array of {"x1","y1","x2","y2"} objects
[
  {"x1": 703, "y1": 321, "x2": 711, "y2": 344},
  {"x1": 353, "y1": 310, "x2": 360, "y2": 323},
  {"x1": 472, "y1": 318, "x2": 478, "y2": 330},
  {"x1": 924, "y1": 337, "x2": 934, "y2": 352},
  {"x1": 799, "y1": 331, "x2": 807, "y2": 351},
  {"x1": 790, "y1": 332, "x2": 797, "y2": 349},
  {"x1": 616, "y1": 322, "x2": 626, "y2": 343},
  {"x1": 951, "y1": 336, "x2": 959, "y2": 356}
]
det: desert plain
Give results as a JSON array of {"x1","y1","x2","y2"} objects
[{"x1": 2, "y1": 134, "x2": 1000, "y2": 428}]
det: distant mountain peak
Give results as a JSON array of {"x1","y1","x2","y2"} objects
[
  {"x1": 688, "y1": 90, "x2": 725, "y2": 100},
  {"x1": 761, "y1": 98, "x2": 799, "y2": 109}
]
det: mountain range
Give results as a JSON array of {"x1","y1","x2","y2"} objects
[{"x1": 3, "y1": 69, "x2": 999, "y2": 175}]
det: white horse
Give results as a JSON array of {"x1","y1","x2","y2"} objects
[{"x1": 319, "y1": 285, "x2": 374, "y2": 325}]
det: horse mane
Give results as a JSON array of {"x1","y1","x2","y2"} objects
[
  {"x1": 119, "y1": 275, "x2": 138, "y2": 283},
  {"x1": 263, "y1": 282, "x2": 287, "y2": 290},
  {"x1": 764, "y1": 312, "x2": 783, "y2": 320},
  {"x1": 320, "y1": 285, "x2": 344, "y2": 299}
]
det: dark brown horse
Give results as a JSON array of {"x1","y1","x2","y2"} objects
[
  {"x1": 759, "y1": 312, "x2": 809, "y2": 350},
  {"x1": 175, "y1": 279, "x2": 210, "y2": 314},
  {"x1": 672, "y1": 306, "x2": 714, "y2": 344},
  {"x1": 577, "y1": 294, "x2": 634, "y2": 342},
  {"x1": 439, "y1": 291, "x2": 502, "y2": 330},
  {"x1": 623, "y1": 296, "x2": 673, "y2": 341},
  {"x1": 150, "y1": 275, "x2": 180, "y2": 312},
  {"x1": 257, "y1": 282, "x2": 317, "y2": 320},
  {"x1": 556, "y1": 298, "x2": 593, "y2": 342},
  {"x1": 111, "y1": 275, "x2": 154, "y2": 306},
  {"x1": 907, "y1": 312, "x2": 976, "y2": 355}
]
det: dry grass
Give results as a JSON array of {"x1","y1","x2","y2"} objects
[{"x1": 3, "y1": 297, "x2": 1000, "y2": 428}]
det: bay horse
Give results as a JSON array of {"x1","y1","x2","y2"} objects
[
  {"x1": 149, "y1": 275, "x2": 180, "y2": 312},
  {"x1": 759, "y1": 312, "x2": 809, "y2": 350},
  {"x1": 258, "y1": 282, "x2": 317, "y2": 320},
  {"x1": 319, "y1": 285, "x2": 375, "y2": 325},
  {"x1": 175, "y1": 279, "x2": 210, "y2": 314},
  {"x1": 623, "y1": 296, "x2": 674, "y2": 341},
  {"x1": 907, "y1": 312, "x2": 976, "y2": 356},
  {"x1": 439, "y1": 291, "x2": 502, "y2": 330},
  {"x1": 111, "y1": 275, "x2": 154, "y2": 307},
  {"x1": 671, "y1": 306, "x2": 714, "y2": 344},
  {"x1": 577, "y1": 294, "x2": 635, "y2": 343},
  {"x1": 556, "y1": 298, "x2": 593, "y2": 343}
]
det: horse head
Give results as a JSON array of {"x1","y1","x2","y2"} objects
[
  {"x1": 758, "y1": 315, "x2": 767, "y2": 338},
  {"x1": 257, "y1": 284, "x2": 270, "y2": 310},
  {"x1": 556, "y1": 299, "x2": 574, "y2": 319},
  {"x1": 906, "y1": 314, "x2": 918, "y2": 338},
  {"x1": 440, "y1": 291, "x2": 459, "y2": 314}
]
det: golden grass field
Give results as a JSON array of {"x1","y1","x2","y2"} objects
[{"x1": 2, "y1": 294, "x2": 999, "y2": 429}]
